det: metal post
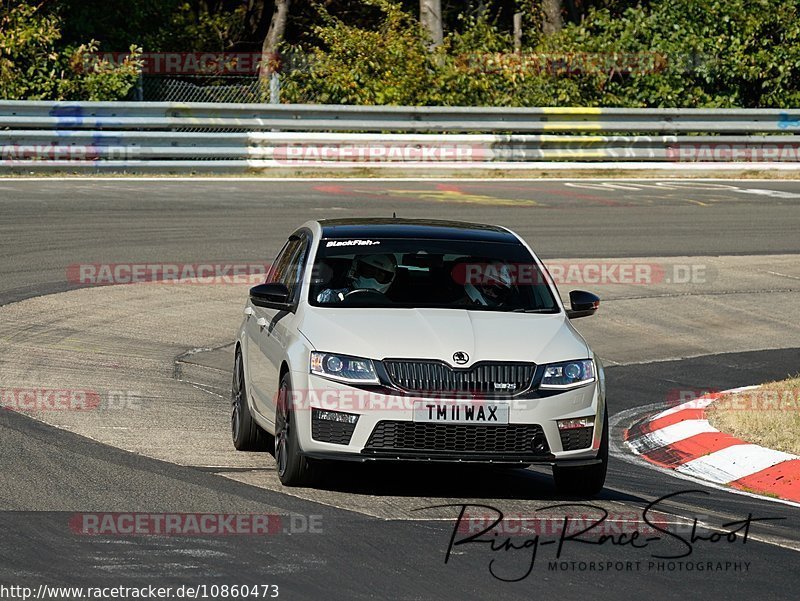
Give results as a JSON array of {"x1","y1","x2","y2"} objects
[
  {"x1": 270, "y1": 73, "x2": 280, "y2": 104},
  {"x1": 420, "y1": 0, "x2": 443, "y2": 48},
  {"x1": 133, "y1": 72, "x2": 144, "y2": 101},
  {"x1": 514, "y1": 13, "x2": 523, "y2": 54}
]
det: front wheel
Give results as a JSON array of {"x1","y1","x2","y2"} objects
[
  {"x1": 552, "y1": 413, "x2": 608, "y2": 497},
  {"x1": 274, "y1": 373, "x2": 315, "y2": 487},
  {"x1": 231, "y1": 347, "x2": 269, "y2": 451}
]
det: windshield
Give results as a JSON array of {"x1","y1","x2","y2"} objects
[{"x1": 308, "y1": 238, "x2": 559, "y2": 312}]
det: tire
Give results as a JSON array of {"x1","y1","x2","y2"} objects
[
  {"x1": 231, "y1": 347, "x2": 269, "y2": 451},
  {"x1": 274, "y1": 373, "x2": 314, "y2": 487},
  {"x1": 552, "y1": 412, "x2": 609, "y2": 497}
]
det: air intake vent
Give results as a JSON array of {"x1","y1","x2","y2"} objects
[
  {"x1": 311, "y1": 409, "x2": 357, "y2": 445},
  {"x1": 364, "y1": 421, "x2": 549, "y2": 456},
  {"x1": 559, "y1": 426, "x2": 594, "y2": 451}
]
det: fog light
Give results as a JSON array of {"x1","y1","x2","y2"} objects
[
  {"x1": 531, "y1": 433, "x2": 549, "y2": 454},
  {"x1": 557, "y1": 417, "x2": 595, "y2": 430},
  {"x1": 312, "y1": 408, "x2": 359, "y2": 424}
]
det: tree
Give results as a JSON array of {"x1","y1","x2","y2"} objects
[
  {"x1": 542, "y1": 0, "x2": 562, "y2": 35},
  {"x1": 419, "y1": 0, "x2": 443, "y2": 47},
  {"x1": 260, "y1": 0, "x2": 290, "y2": 83},
  {"x1": 0, "y1": 2, "x2": 141, "y2": 100}
]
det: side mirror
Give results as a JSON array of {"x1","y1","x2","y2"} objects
[
  {"x1": 249, "y1": 283, "x2": 291, "y2": 308},
  {"x1": 566, "y1": 290, "x2": 600, "y2": 319}
]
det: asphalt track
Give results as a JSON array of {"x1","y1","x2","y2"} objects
[
  {"x1": 1, "y1": 179, "x2": 799, "y2": 600},
  {"x1": 2, "y1": 178, "x2": 800, "y2": 305}
]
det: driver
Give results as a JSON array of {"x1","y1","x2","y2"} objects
[
  {"x1": 316, "y1": 253, "x2": 398, "y2": 303},
  {"x1": 463, "y1": 263, "x2": 514, "y2": 307}
]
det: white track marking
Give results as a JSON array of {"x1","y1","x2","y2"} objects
[
  {"x1": 627, "y1": 420, "x2": 719, "y2": 454},
  {"x1": 676, "y1": 445, "x2": 797, "y2": 484},
  {"x1": 611, "y1": 404, "x2": 800, "y2": 510}
]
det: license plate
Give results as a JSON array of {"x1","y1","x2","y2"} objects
[{"x1": 412, "y1": 401, "x2": 510, "y2": 425}]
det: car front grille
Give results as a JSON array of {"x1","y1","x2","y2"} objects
[
  {"x1": 311, "y1": 409, "x2": 357, "y2": 445},
  {"x1": 383, "y1": 360, "x2": 535, "y2": 395},
  {"x1": 363, "y1": 421, "x2": 549, "y2": 456},
  {"x1": 560, "y1": 426, "x2": 594, "y2": 451}
]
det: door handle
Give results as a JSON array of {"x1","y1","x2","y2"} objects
[
  {"x1": 256, "y1": 317, "x2": 268, "y2": 328},
  {"x1": 244, "y1": 307, "x2": 254, "y2": 317}
]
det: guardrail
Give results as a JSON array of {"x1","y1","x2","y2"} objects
[{"x1": 1, "y1": 101, "x2": 799, "y2": 171}]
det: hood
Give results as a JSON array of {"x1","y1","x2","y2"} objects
[{"x1": 297, "y1": 306, "x2": 590, "y2": 367}]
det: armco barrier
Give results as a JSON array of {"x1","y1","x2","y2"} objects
[{"x1": 1, "y1": 102, "x2": 799, "y2": 171}]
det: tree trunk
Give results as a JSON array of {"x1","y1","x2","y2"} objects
[
  {"x1": 419, "y1": 0, "x2": 443, "y2": 48},
  {"x1": 542, "y1": 0, "x2": 563, "y2": 36},
  {"x1": 260, "y1": 0, "x2": 290, "y2": 82}
]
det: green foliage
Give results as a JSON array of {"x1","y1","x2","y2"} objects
[
  {"x1": 0, "y1": 3, "x2": 142, "y2": 100},
  {"x1": 3, "y1": 0, "x2": 799, "y2": 106},
  {"x1": 546, "y1": 0, "x2": 800, "y2": 107},
  {"x1": 282, "y1": 0, "x2": 800, "y2": 108},
  {"x1": 134, "y1": 2, "x2": 249, "y2": 52},
  {"x1": 63, "y1": 42, "x2": 144, "y2": 101},
  {"x1": 58, "y1": 1, "x2": 249, "y2": 53},
  {"x1": 282, "y1": 0, "x2": 437, "y2": 105},
  {"x1": 432, "y1": 11, "x2": 578, "y2": 106}
]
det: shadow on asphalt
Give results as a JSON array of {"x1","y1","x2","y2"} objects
[{"x1": 218, "y1": 457, "x2": 645, "y2": 504}]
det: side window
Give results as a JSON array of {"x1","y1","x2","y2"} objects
[
  {"x1": 267, "y1": 234, "x2": 309, "y2": 302},
  {"x1": 268, "y1": 239, "x2": 297, "y2": 284},
  {"x1": 282, "y1": 236, "x2": 310, "y2": 301}
]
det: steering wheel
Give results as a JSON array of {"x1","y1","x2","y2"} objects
[
  {"x1": 340, "y1": 289, "x2": 391, "y2": 305},
  {"x1": 343, "y1": 289, "x2": 385, "y2": 300}
]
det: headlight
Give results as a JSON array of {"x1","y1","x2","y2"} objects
[
  {"x1": 310, "y1": 352, "x2": 380, "y2": 385},
  {"x1": 540, "y1": 359, "x2": 595, "y2": 390}
]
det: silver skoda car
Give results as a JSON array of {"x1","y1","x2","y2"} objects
[{"x1": 232, "y1": 218, "x2": 606, "y2": 496}]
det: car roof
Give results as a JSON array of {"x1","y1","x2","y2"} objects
[{"x1": 317, "y1": 218, "x2": 519, "y2": 243}]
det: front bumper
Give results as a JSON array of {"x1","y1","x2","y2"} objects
[
  {"x1": 290, "y1": 369, "x2": 605, "y2": 464},
  {"x1": 302, "y1": 450, "x2": 603, "y2": 466}
]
